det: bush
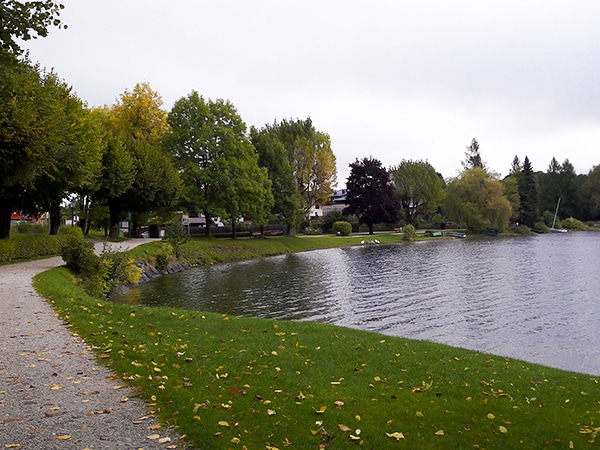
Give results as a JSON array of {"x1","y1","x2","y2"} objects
[
  {"x1": 514, "y1": 225, "x2": 533, "y2": 235},
  {"x1": 60, "y1": 238, "x2": 141, "y2": 298},
  {"x1": 14, "y1": 222, "x2": 47, "y2": 234},
  {"x1": 156, "y1": 242, "x2": 174, "y2": 270},
  {"x1": 60, "y1": 225, "x2": 84, "y2": 239},
  {"x1": 0, "y1": 234, "x2": 71, "y2": 262},
  {"x1": 333, "y1": 221, "x2": 352, "y2": 236},
  {"x1": 60, "y1": 237, "x2": 100, "y2": 278},
  {"x1": 562, "y1": 217, "x2": 586, "y2": 230},
  {"x1": 533, "y1": 222, "x2": 548, "y2": 233},
  {"x1": 402, "y1": 224, "x2": 417, "y2": 242},
  {"x1": 162, "y1": 221, "x2": 189, "y2": 258}
]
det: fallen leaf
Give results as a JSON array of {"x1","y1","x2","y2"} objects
[
  {"x1": 267, "y1": 409, "x2": 276, "y2": 416},
  {"x1": 218, "y1": 421, "x2": 230, "y2": 427},
  {"x1": 147, "y1": 434, "x2": 160, "y2": 440},
  {"x1": 334, "y1": 401, "x2": 344, "y2": 407},
  {"x1": 435, "y1": 430, "x2": 445, "y2": 436},
  {"x1": 386, "y1": 432, "x2": 405, "y2": 441},
  {"x1": 339, "y1": 424, "x2": 351, "y2": 432},
  {"x1": 50, "y1": 384, "x2": 62, "y2": 391},
  {"x1": 499, "y1": 426, "x2": 508, "y2": 434},
  {"x1": 315, "y1": 406, "x2": 327, "y2": 414},
  {"x1": 231, "y1": 437, "x2": 241, "y2": 444},
  {"x1": 56, "y1": 435, "x2": 71, "y2": 440},
  {"x1": 487, "y1": 413, "x2": 496, "y2": 420},
  {"x1": 158, "y1": 437, "x2": 171, "y2": 444},
  {"x1": 5, "y1": 445, "x2": 21, "y2": 449}
]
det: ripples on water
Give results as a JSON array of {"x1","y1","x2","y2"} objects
[{"x1": 114, "y1": 232, "x2": 600, "y2": 375}]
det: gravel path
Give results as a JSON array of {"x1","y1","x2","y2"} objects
[{"x1": 0, "y1": 241, "x2": 185, "y2": 449}]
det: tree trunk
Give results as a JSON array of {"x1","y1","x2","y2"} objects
[
  {"x1": 368, "y1": 223, "x2": 374, "y2": 235},
  {"x1": 0, "y1": 207, "x2": 11, "y2": 240},
  {"x1": 48, "y1": 201, "x2": 62, "y2": 235},
  {"x1": 204, "y1": 210, "x2": 212, "y2": 237},
  {"x1": 108, "y1": 199, "x2": 121, "y2": 238}
]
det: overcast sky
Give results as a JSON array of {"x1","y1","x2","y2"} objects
[{"x1": 23, "y1": 0, "x2": 600, "y2": 184}]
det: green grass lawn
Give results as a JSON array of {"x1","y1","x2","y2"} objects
[{"x1": 33, "y1": 236, "x2": 600, "y2": 449}]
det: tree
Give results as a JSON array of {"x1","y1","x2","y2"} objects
[
  {"x1": 30, "y1": 72, "x2": 104, "y2": 234},
  {"x1": 462, "y1": 138, "x2": 485, "y2": 170},
  {"x1": 509, "y1": 155, "x2": 522, "y2": 175},
  {"x1": 108, "y1": 83, "x2": 180, "y2": 237},
  {"x1": 390, "y1": 159, "x2": 444, "y2": 225},
  {"x1": 517, "y1": 156, "x2": 539, "y2": 228},
  {"x1": 344, "y1": 157, "x2": 399, "y2": 235},
  {"x1": 537, "y1": 157, "x2": 581, "y2": 221},
  {"x1": 443, "y1": 167, "x2": 512, "y2": 231},
  {"x1": 581, "y1": 165, "x2": 600, "y2": 220},
  {"x1": 273, "y1": 118, "x2": 337, "y2": 218},
  {"x1": 0, "y1": 0, "x2": 66, "y2": 55},
  {"x1": 164, "y1": 92, "x2": 272, "y2": 237},
  {"x1": 251, "y1": 125, "x2": 303, "y2": 233},
  {"x1": 0, "y1": 58, "x2": 46, "y2": 238}
]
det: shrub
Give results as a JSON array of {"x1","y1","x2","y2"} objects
[
  {"x1": 162, "y1": 221, "x2": 189, "y2": 258},
  {"x1": 156, "y1": 242, "x2": 174, "y2": 270},
  {"x1": 562, "y1": 217, "x2": 586, "y2": 231},
  {"x1": 514, "y1": 225, "x2": 533, "y2": 235},
  {"x1": 402, "y1": 224, "x2": 417, "y2": 241},
  {"x1": 0, "y1": 234, "x2": 71, "y2": 262},
  {"x1": 60, "y1": 237, "x2": 100, "y2": 278},
  {"x1": 60, "y1": 225, "x2": 84, "y2": 239},
  {"x1": 14, "y1": 222, "x2": 47, "y2": 234},
  {"x1": 533, "y1": 222, "x2": 549, "y2": 232},
  {"x1": 333, "y1": 221, "x2": 352, "y2": 236}
]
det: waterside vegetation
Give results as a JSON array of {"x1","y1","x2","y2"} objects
[{"x1": 33, "y1": 237, "x2": 600, "y2": 449}]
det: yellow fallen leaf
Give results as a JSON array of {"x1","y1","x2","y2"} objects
[
  {"x1": 349, "y1": 435, "x2": 361, "y2": 441},
  {"x1": 147, "y1": 434, "x2": 160, "y2": 440},
  {"x1": 231, "y1": 437, "x2": 241, "y2": 444},
  {"x1": 355, "y1": 415, "x2": 361, "y2": 422},
  {"x1": 339, "y1": 424, "x2": 351, "y2": 432},
  {"x1": 56, "y1": 435, "x2": 71, "y2": 440},
  {"x1": 435, "y1": 430, "x2": 445, "y2": 436},
  {"x1": 386, "y1": 431, "x2": 405, "y2": 441},
  {"x1": 218, "y1": 421, "x2": 230, "y2": 427},
  {"x1": 315, "y1": 405, "x2": 327, "y2": 414},
  {"x1": 158, "y1": 437, "x2": 171, "y2": 444},
  {"x1": 487, "y1": 413, "x2": 496, "y2": 420},
  {"x1": 50, "y1": 384, "x2": 62, "y2": 390},
  {"x1": 416, "y1": 411, "x2": 424, "y2": 417},
  {"x1": 267, "y1": 409, "x2": 276, "y2": 415},
  {"x1": 499, "y1": 425, "x2": 508, "y2": 433},
  {"x1": 5, "y1": 444, "x2": 21, "y2": 449},
  {"x1": 310, "y1": 429, "x2": 319, "y2": 436}
]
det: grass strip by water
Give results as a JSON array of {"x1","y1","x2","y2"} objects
[{"x1": 34, "y1": 238, "x2": 600, "y2": 449}]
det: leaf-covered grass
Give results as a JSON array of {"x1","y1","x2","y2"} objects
[{"x1": 34, "y1": 241, "x2": 600, "y2": 449}]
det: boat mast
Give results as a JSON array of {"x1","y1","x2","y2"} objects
[{"x1": 552, "y1": 197, "x2": 561, "y2": 229}]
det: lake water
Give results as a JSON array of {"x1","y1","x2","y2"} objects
[{"x1": 113, "y1": 232, "x2": 600, "y2": 375}]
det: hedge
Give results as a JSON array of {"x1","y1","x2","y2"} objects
[{"x1": 0, "y1": 234, "x2": 71, "y2": 262}]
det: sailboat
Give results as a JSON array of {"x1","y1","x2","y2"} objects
[{"x1": 549, "y1": 197, "x2": 568, "y2": 233}]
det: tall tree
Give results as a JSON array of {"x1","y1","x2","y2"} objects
[
  {"x1": 0, "y1": 0, "x2": 66, "y2": 55},
  {"x1": 251, "y1": 125, "x2": 303, "y2": 233},
  {"x1": 344, "y1": 157, "x2": 399, "y2": 235},
  {"x1": 164, "y1": 92, "x2": 272, "y2": 237},
  {"x1": 517, "y1": 156, "x2": 539, "y2": 227},
  {"x1": 538, "y1": 157, "x2": 580, "y2": 220},
  {"x1": 443, "y1": 167, "x2": 512, "y2": 231},
  {"x1": 31, "y1": 73, "x2": 104, "y2": 234},
  {"x1": 108, "y1": 83, "x2": 180, "y2": 237},
  {"x1": 390, "y1": 159, "x2": 444, "y2": 225},
  {"x1": 462, "y1": 138, "x2": 485, "y2": 170},
  {"x1": 274, "y1": 118, "x2": 337, "y2": 218},
  {"x1": 581, "y1": 166, "x2": 600, "y2": 220}
]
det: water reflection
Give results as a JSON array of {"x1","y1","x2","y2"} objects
[{"x1": 113, "y1": 232, "x2": 600, "y2": 375}]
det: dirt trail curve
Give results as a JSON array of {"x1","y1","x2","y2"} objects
[{"x1": 0, "y1": 240, "x2": 185, "y2": 449}]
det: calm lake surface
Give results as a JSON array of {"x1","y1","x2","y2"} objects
[{"x1": 113, "y1": 232, "x2": 600, "y2": 375}]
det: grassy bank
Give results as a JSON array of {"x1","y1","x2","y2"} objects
[{"x1": 34, "y1": 236, "x2": 600, "y2": 449}]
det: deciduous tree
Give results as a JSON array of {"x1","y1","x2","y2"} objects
[
  {"x1": 443, "y1": 167, "x2": 512, "y2": 231},
  {"x1": 164, "y1": 92, "x2": 272, "y2": 237},
  {"x1": 390, "y1": 159, "x2": 444, "y2": 225},
  {"x1": 344, "y1": 157, "x2": 399, "y2": 235}
]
